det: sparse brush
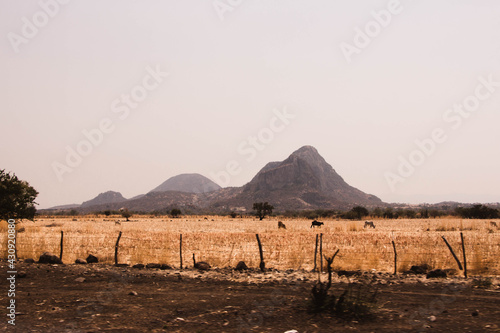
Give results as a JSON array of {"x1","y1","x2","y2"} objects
[{"x1": 309, "y1": 251, "x2": 378, "y2": 320}]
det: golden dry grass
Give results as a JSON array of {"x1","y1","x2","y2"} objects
[{"x1": 2, "y1": 216, "x2": 499, "y2": 275}]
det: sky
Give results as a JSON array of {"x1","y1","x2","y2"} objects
[{"x1": 1, "y1": 0, "x2": 500, "y2": 209}]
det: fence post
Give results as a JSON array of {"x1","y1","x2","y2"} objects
[
  {"x1": 114, "y1": 231, "x2": 122, "y2": 265},
  {"x1": 460, "y1": 232, "x2": 467, "y2": 279},
  {"x1": 60, "y1": 231, "x2": 64, "y2": 262},
  {"x1": 256, "y1": 234, "x2": 265, "y2": 272},
  {"x1": 441, "y1": 236, "x2": 463, "y2": 270},
  {"x1": 391, "y1": 240, "x2": 397, "y2": 275},
  {"x1": 180, "y1": 234, "x2": 183, "y2": 269},
  {"x1": 313, "y1": 234, "x2": 319, "y2": 272},
  {"x1": 319, "y1": 233, "x2": 323, "y2": 273}
]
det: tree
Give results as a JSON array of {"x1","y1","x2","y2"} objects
[
  {"x1": 350, "y1": 206, "x2": 369, "y2": 220},
  {"x1": 170, "y1": 208, "x2": 182, "y2": 218},
  {"x1": 121, "y1": 209, "x2": 132, "y2": 221},
  {"x1": 0, "y1": 169, "x2": 38, "y2": 221},
  {"x1": 253, "y1": 202, "x2": 274, "y2": 220}
]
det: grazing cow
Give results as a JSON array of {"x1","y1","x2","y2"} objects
[
  {"x1": 310, "y1": 220, "x2": 324, "y2": 228},
  {"x1": 364, "y1": 221, "x2": 375, "y2": 229},
  {"x1": 278, "y1": 221, "x2": 286, "y2": 229},
  {"x1": 491, "y1": 221, "x2": 498, "y2": 228}
]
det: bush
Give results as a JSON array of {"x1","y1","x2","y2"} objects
[{"x1": 308, "y1": 251, "x2": 378, "y2": 320}]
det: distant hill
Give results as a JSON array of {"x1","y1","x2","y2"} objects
[
  {"x1": 207, "y1": 145, "x2": 382, "y2": 211},
  {"x1": 66, "y1": 146, "x2": 384, "y2": 213},
  {"x1": 81, "y1": 191, "x2": 127, "y2": 208},
  {"x1": 149, "y1": 173, "x2": 221, "y2": 194}
]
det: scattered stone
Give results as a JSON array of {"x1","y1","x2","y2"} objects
[
  {"x1": 75, "y1": 259, "x2": 87, "y2": 265},
  {"x1": 38, "y1": 252, "x2": 63, "y2": 265},
  {"x1": 194, "y1": 262, "x2": 211, "y2": 271},
  {"x1": 86, "y1": 254, "x2": 98, "y2": 264},
  {"x1": 160, "y1": 264, "x2": 173, "y2": 270},
  {"x1": 235, "y1": 261, "x2": 248, "y2": 271},
  {"x1": 24, "y1": 258, "x2": 35, "y2": 264},
  {"x1": 75, "y1": 277, "x2": 85, "y2": 283},
  {"x1": 129, "y1": 291, "x2": 138, "y2": 296},
  {"x1": 410, "y1": 264, "x2": 432, "y2": 275},
  {"x1": 472, "y1": 310, "x2": 479, "y2": 317},
  {"x1": 429, "y1": 315, "x2": 437, "y2": 322},
  {"x1": 336, "y1": 270, "x2": 361, "y2": 277},
  {"x1": 133, "y1": 264, "x2": 145, "y2": 269},
  {"x1": 426, "y1": 269, "x2": 447, "y2": 279},
  {"x1": 146, "y1": 263, "x2": 162, "y2": 269}
]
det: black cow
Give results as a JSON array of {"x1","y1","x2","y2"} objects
[{"x1": 310, "y1": 220, "x2": 324, "y2": 228}]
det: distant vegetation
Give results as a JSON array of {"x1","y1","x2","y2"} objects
[
  {"x1": 41, "y1": 203, "x2": 499, "y2": 221},
  {"x1": 253, "y1": 202, "x2": 274, "y2": 220}
]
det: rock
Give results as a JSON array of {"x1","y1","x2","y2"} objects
[
  {"x1": 410, "y1": 264, "x2": 432, "y2": 274},
  {"x1": 38, "y1": 252, "x2": 63, "y2": 264},
  {"x1": 426, "y1": 269, "x2": 447, "y2": 279},
  {"x1": 429, "y1": 315, "x2": 437, "y2": 322},
  {"x1": 133, "y1": 264, "x2": 145, "y2": 269},
  {"x1": 24, "y1": 258, "x2": 35, "y2": 264},
  {"x1": 86, "y1": 254, "x2": 98, "y2": 264},
  {"x1": 75, "y1": 277, "x2": 85, "y2": 283},
  {"x1": 17, "y1": 271, "x2": 27, "y2": 278},
  {"x1": 235, "y1": 261, "x2": 248, "y2": 271},
  {"x1": 129, "y1": 291, "x2": 138, "y2": 296},
  {"x1": 472, "y1": 310, "x2": 479, "y2": 317},
  {"x1": 194, "y1": 262, "x2": 211, "y2": 271},
  {"x1": 75, "y1": 259, "x2": 87, "y2": 265},
  {"x1": 146, "y1": 263, "x2": 162, "y2": 269},
  {"x1": 160, "y1": 264, "x2": 173, "y2": 270}
]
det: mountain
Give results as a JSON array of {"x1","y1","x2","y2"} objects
[
  {"x1": 210, "y1": 146, "x2": 382, "y2": 210},
  {"x1": 81, "y1": 191, "x2": 127, "y2": 208},
  {"x1": 150, "y1": 173, "x2": 221, "y2": 194},
  {"x1": 67, "y1": 146, "x2": 383, "y2": 213}
]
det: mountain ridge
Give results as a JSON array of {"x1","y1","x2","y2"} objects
[{"x1": 50, "y1": 146, "x2": 383, "y2": 212}]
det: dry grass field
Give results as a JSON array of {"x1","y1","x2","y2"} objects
[{"x1": 3, "y1": 216, "x2": 499, "y2": 275}]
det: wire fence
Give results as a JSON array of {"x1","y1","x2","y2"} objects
[{"x1": 5, "y1": 228, "x2": 499, "y2": 274}]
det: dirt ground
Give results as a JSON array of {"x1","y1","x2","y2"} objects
[{"x1": 1, "y1": 259, "x2": 499, "y2": 333}]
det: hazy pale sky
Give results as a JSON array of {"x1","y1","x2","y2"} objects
[{"x1": 1, "y1": 0, "x2": 500, "y2": 209}]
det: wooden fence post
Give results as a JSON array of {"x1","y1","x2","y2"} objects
[
  {"x1": 114, "y1": 231, "x2": 122, "y2": 265},
  {"x1": 256, "y1": 234, "x2": 265, "y2": 271},
  {"x1": 60, "y1": 231, "x2": 64, "y2": 262},
  {"x1": 460, "y1": 232, "x2": 467, "y2": 279},
  {"x1": 441, "y1": 236, "x2": 463, "y2": 270},
  {"x1": 319, "y1": 233, "x2": 323, "y2": 273},
  {"x1": 391, "y1": 240, "x2": 397, "y2": 275},
  {"x1": 180, "y1": 234, "x2": 183, "y2": 269},
  {"x1": 313, "y1": 234, "x2": 319, "y2": 272}
]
